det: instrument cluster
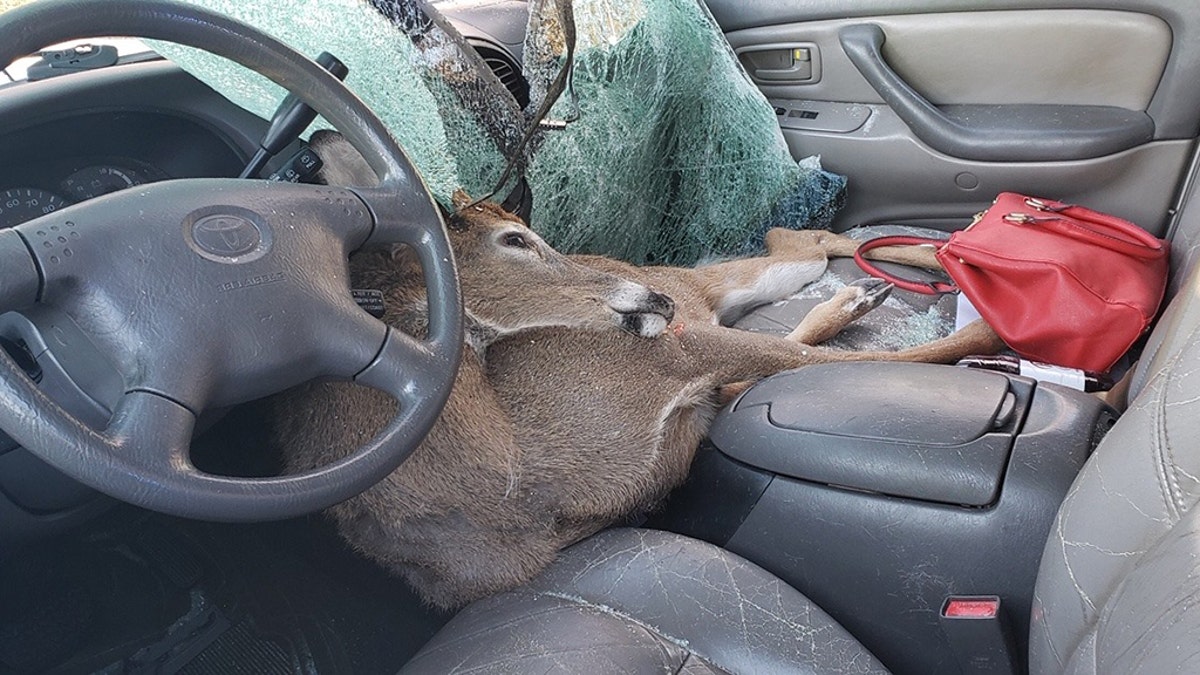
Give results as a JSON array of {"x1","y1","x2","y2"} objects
[{"x1": 0, "y1": 159, "x2": 167, "y2": 229}]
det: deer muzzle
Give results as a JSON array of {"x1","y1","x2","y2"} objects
[{"x1": 608, "y1": 283, "x2": 676, "y2": 338}]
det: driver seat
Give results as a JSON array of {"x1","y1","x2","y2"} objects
[
  {"x1": 404, "y1": 527, "x2": 882, "y2": 673},
  {"x1": 399, "y1": 210, "x2": 1200, "y2": 673}
]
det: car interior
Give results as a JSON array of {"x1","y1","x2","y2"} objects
[{"x1": 1, "y1": 0, "x2": 1200, "y2": 673}]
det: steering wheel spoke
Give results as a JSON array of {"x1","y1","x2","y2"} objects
[
  {"x1": 352, "y1": 183, "x2": 462, "y2": 357},
  {"x1": 352, "y1": 184, "x2": 444, "y2": 249},
  {"x1": 0, "y1": 229, "x2": 41, "y2": 312},
  {"x1": 356, "y1": 327, "x2": 459, "y2": 408},
  {"x1": 104, "y1": 390, "x2": 199, "y2": 480}
]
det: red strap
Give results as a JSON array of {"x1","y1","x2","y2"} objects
[
  {"x1": 853, "y1": 235, "x2": 958, "y2": 295},
  {"x1": 1021, "y1": 195, "x2": 1165, "y2": 256}
]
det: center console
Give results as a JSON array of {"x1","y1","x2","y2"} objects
[{"x1": 649, "y1": 361, "x2": 1116, "y2": 675}]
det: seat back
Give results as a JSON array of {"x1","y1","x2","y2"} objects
[{"x1": 1029, "y1": 183, "x2": 1200, "y2": 673}]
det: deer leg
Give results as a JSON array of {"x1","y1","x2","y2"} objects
[
  {"x1": 807, "y1": 229, "x2": 944, "y2": 269},
  {"x1": 864, "y1": 319, "x2": 1005, "y2": 362},
  {"x1": 673, "y1": 319, "x2": 1005, "y2": 385},
  {"x1": 785, "y1": 319, "x2": 1004, "y2": 365},
  {"x1": 686, "y1": 228, "x2": 912, "y2": 325},
  {"x1": 692, "y1": 254, "x2": 829, "y2": 324},
  {"x1": 766, "y1": 227, "x2": 946, "y2": 269},
  {"x1": 787, "y1": 278, "x2": 894, "y2": 344},
  {"x1": 764, "y1": 227, "x2": 841, "y2": 256},
  {"x1": 697, "y1": 229, "x2": 942, "y2": 328}
]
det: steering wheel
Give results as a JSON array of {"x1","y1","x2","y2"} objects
[{"x1": 0, "y1": 0, "x2": 464, "y2": 521}]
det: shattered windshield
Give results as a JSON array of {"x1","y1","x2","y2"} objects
[{"x1": 152, "y1": 0, "x2": 846, "y2": 265}]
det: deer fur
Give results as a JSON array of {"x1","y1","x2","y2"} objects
[{"x1": 265, "y1": 132, "x2": 1004, "y2": 609}]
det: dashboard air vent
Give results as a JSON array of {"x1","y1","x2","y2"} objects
[{"x1": 469, "y1": 41, "x2": 530, "y2": 109}]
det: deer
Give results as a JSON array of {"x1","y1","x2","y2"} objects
[{"x1": 262, "y1": 131, "x2": 1004, "y2": 609}]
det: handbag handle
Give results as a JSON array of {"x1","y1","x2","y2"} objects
[
  {"x1": 1016, "y1": 198, "x2": 1166, "y2": 260},
  {"x1": 1017, "y1": 195, "x2": 1166, "y2": 258},
  {"x1": 853, "y1": 235, "x2": 958, "y2": 295}
]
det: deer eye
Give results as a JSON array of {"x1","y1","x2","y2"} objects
[{"x1": 502, "y1": 232, "x2": 530, "y2": 249}]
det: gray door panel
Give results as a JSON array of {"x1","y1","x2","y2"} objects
[
  {"x1": 734, "y1": 10, "x2": 1169, "y2": 111},
  {"x1": 709, "y1": 1, "x2": 1200, "y2": 232},
  {"x1": 709, "y1": 0, "x2": 1200, "y2": 140},
  {"x1": 782, "y1": 110, "x2": 1188, "y2": 235},
  {"x1": 836, "y1": 22, "x2": 1153, "y2": 163}
]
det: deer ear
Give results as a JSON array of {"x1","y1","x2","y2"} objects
[{"x1": 451, "y1": 189, "x2": 473, "y2": 210}]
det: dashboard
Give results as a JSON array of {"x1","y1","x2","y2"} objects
[
  {"x1": 0, "y1": 107, "x2": 250, "y2": 229},
  {"x1": 0, "y1": 58, "x2": 274, "y2": 232}
]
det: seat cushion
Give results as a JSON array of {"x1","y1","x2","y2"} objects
[
  {"x1": 735, "y1": 225, "x2": 957, "y2": 351},
  {"x1": 401, "y1": 528, "x2": 888, "y2": 674},
  {"x1": 1030, "y1": 257, "x2": 1200, "y2": 672}
]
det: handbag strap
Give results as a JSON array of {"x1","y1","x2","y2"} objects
[
  {"x1": 1015, "y1": 198, "x2": 1166, "y2": 260},
  {"x1": 1008, "y1": 210, "x2": 1166, "y2": 260},
  {"x1": 853, "y1": 235, "x2": 958, "y2": 295}
]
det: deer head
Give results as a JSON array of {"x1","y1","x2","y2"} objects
[
  {"x1": 443, "y1": 194, "x2": 675, "y2": 338},
  {"x1": 310, "y1": 130, "x2": 674, "y2": 338}
]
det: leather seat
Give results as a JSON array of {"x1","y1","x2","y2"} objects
[
  {"x1": 402, "y1": 528, "x2": 888, "y2": 674},
  {"x1": 1028, "y1": 234, "x2": 1200, "y2": 673}
]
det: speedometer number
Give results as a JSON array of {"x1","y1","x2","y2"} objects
[{"x1": 0, "y1": 189, "x2": 71, "y2": 228}]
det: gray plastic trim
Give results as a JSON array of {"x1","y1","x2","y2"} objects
[
  {"x1": 778, "y1": 106, "x2": 1190, "y2": 234},
  {"x1": 437, "y1": 0, "x2": 529, "y2": 53},
  {"x1": 770, "y1": 98, "x2": 870, "y2": 134},
  {"x1": 708, "y1": 1, "x2": 1199, "y2": 140},
  {"x1": 711, "y1": 362, "x2": 1033, "y2": 507},
  {"x1": 0, "y1": 309, "x2": 121, "y2": 429},
  {"x1": 735, "y1": 42, "x2": 822, "y2": 85},
  {"x1": 723, "y1": 10, "x2": 1169, "y2": 111},
  {"x1": 0, "y1": 230, "x2": 38, "y2": 310},
  {"x1": 838, "y1": 24, "x2": 1154, "y2": 161},
  {"x1": 708, "y1": 363, "x2": 1109, "y2": 674}
]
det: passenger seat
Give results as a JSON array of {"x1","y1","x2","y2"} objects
[
  {"x1": 733, "y1": 223, "x2": 956, "y2": 351},
  {"x1": 739, "y1": 184, "x2": 1196, "y2": 365}
]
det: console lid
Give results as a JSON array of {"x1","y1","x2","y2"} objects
[{"x1": 710, "y1": 362, "x2": 1034, "y2": 506}]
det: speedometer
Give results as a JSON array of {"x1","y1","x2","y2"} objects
[{"x1": 0, "y1": 188, "x2": 71, "y2": 229}]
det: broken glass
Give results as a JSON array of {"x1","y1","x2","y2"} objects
[{"x1": 154, "y1": 0, "x2": 846, "y2": 265}]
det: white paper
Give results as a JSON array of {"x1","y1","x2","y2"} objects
[
  {"x1": 1019, "y1": 360, "x2": 1088, "y2": 391},
  {"x1": 954, "y1": 293, "x2": 983, "y2": 332}
]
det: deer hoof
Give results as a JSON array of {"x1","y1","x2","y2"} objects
[{"x1": 840, "y1": 278, "x2": 893, "y2": 316}]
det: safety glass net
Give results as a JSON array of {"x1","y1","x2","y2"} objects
[{"x1": 152, "y1": 0, "x2": 846, "y2": 265}]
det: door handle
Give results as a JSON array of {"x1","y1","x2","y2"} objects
[{"x1": 737, "y1": 44, "x2": 820, "y2": 84}]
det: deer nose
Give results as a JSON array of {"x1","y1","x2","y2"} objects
[
  {"x1": 608, "y1": 283, "x2": 677, "y2": 337},
  {"x1": 646, "y1": 291, "x2": 676, "y2": 324},
  {"x1": 622, "y1": 289, "x2": 676, "y2": 338}
]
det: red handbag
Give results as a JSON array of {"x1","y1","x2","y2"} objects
[{"x1": 853, "y1": 192, "x2": 1170, "y2": 373}]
